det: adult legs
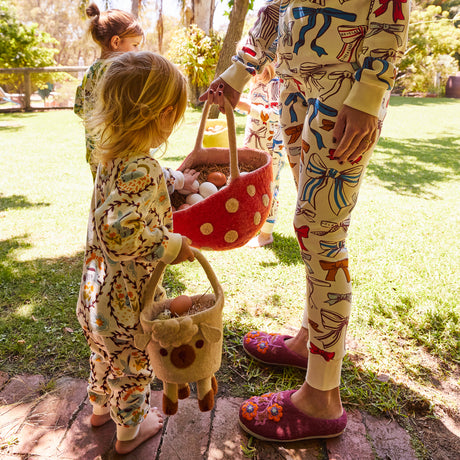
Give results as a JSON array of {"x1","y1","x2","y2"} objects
[{"x1": 240, "y1": 67, "x2": 390, "y2": 438}]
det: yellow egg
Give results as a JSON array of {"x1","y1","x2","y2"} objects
[{"x1": 169, "y1": 295, "x2": 192, "y2": 316}]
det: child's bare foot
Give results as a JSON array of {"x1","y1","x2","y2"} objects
[
  {"x1": 91, "y1": 412, "x2": 112, "y2": 427},
  {"x1": 245, "y1": 232, "x2": 274, "y2": 248},
  {"x1": 115, "y1": 408, "x2": 164, "y2": 455}
]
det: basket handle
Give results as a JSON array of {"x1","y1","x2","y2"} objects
[
  {"x1": 142, "y1": 247, "x2": 222, "y2": 309},
  {"x1": 194, "y1": 98, "x2": 240, "y2": 181}
]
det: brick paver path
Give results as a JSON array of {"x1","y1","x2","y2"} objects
[{"x1": 0, "y1": 374, "x2": 418, "y2": 459}]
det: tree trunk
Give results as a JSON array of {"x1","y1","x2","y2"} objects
[
  {"x1": 131, "y1": 0, "x2": 139, "y2": 18},
  {"x1": 208, "y1": 0, "x2": 249, "y2": 119},
  {"x1": 183, "y1": 0, "x2": 214, "y2": 33},
  {"x1": 156, "y1": 0, "x2": 164, "y2": 53}
]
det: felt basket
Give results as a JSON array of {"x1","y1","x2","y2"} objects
[
  {"x1": 135, "y1": 248, "x2": 224, "y2": 415},
  {"x1": 173, "y1": 99, "x2": 273, "y2": 250}
]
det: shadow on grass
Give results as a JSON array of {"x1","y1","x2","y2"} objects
[
  {"x1": 370, "y1": 135, "x2": 459, "y2": 197},
  {"x1": 0, "y1": 236, "x2": 87, "y2": 377},
  {"x1": 219, "y1": 325, "x2": 438, "y2": 415},
  {"x1": 0, "y1": 123, "x2": 24, "y2": 132},
  {"x1": 0, "y1": 234, "x2": 188, "y2": 379},
  {"x1": 262, "y1": 232, "x2": 302, "y2": 266},
  {"x1": 0, "y1": 194, "x2": 50, "y2": 212}
]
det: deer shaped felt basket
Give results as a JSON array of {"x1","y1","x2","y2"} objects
[
  {"x1": 134, "y1": 248, "x2": 224, "y2": 416},
  {"x1": 172, "y1": 99, "x2": 273, "y2": 250}
]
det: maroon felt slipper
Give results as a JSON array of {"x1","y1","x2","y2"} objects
[
  {"x1": 239, "y1": 390, "x2": 347, "y2": 442},
  {"x1": 243, "y1": 331, "x2": 308, "y2": 370}
]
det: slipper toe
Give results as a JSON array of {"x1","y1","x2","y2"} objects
[{"x1": 243, "y1": 331, "x2": 308, "y2": 370}]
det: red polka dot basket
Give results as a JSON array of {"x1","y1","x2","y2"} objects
[{"x1": 173, "y1": 100, "x2": 273, "y2": 250}]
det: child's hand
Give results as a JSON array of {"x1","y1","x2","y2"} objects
[
  {"x1": 181, "y1": 169, "x2": 200, "y2": 194},
  {"x1": 170, "y1": 236, "x2": 195, "y2": 264}
]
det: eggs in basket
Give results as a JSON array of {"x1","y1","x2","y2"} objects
[{"x1": 171, "y1": 100, "x2": 273, "y2": 251}]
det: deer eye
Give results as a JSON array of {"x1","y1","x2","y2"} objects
[
  {"x1": 195, "y1": 340, "x2": 204, "y2": 349},
  {"x1": 159, "y1": 348, "x2": 168, "y2": 356}
]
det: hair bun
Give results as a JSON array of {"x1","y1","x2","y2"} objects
[{"x1": 86, "y1": 2, "x2": 100, "y2": 19}]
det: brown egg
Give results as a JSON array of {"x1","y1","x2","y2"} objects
[
  {"x1": 207, "y1": 171, "x2": 227, "y2": 187},
  {"x1": 169, "y1": 295, "x2": 192, "y2": 316},
  {"x1": 178, "y1": 203, "x2": 191, "y2": 210}
]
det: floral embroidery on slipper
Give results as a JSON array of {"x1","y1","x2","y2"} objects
[
  {"x1": 256, "y1": 340, "x2": 269, "y2": 354},
  {"x1": 267, "y1": 403, "x2": 283, "y2": 422},
  {"x1": 241, "y1": 400, "x2": 258, "y2": 421}
]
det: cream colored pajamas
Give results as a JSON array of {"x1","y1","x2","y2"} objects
[{"x1": 221, "y1": 0, "x2": 410, "y2": 390}]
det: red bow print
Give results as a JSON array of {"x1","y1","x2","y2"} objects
[
  {"x1": 310, "y1": 342, "x2": 335, "y2": 361},
  {"x1": 374, "y1": 0, "x2": 407, "y2": 22}
]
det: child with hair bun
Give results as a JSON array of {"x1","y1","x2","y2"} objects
[
  {"x1": 74, "y1": 3, "x2": 199, "y2": 193},
  {"x1": 74, "y1": 2, "x2": 144, "y2": 179},
  {"x1": 76, "y1": 50, "x2": 195, "y2": 455}
]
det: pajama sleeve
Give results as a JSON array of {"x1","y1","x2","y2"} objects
[
  {"x1": 220, "y1": 0, "x2": 281, "y2": 94},
  {"x1": 94, "y1": 158, "x2": 182, "y2": 265},
  {"x1": 344, "y1": 1, "x2": 411, "y2": 116},
  {"x1": 162, "y1": 167, "x2": 185, "y2": 195},
  {"x1": 74, "y1": 79, "x2": 85, "y2": 118}
]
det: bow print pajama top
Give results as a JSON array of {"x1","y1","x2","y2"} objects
[{"x1": 221, "y1": 0, "x2": 410, "y2": 390}]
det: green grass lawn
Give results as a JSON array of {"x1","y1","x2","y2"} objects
[{"x1": 0, "y1": 98, "x2": 458, "y2": 422}]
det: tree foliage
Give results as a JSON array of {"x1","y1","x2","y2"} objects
[
  {"x1": 0, "y1": 1, "x2": 62, "y2": 94},
  {"x1": 15, "y1": 0, "x2": 98, "y2": 66},
  {"x1": 166, "y1": 24, "x2": 223, "y2": 106},
  {"x1": 398, "y1": 5, "x2": 460, "y2": 94}
]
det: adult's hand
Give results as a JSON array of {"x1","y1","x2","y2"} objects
[
  {"x1": 333, "y1": 105, "x2": 378, "y2": 163},
  {"x1": 199, "y1": 77, "x2": 241, "y2": 113}
]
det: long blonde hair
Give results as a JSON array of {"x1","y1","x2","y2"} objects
[{"x1": 86, "y1": 51, "x2": 188, "y2": 162}]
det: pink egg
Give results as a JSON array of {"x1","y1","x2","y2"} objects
[
  {"x1": 178, "y1": 203, "x2": 191, "y2": 210},
  {"x1": 169, "y1": 295, "x2": 192, "y2": 316}
]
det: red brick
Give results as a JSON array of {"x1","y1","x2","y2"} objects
[
  {"x1": 327, "y1": 409, "x2": 374, "y2": 460},
  {"x1": 364, "y1": 413, "x2": 417, "y2": 460},
  {"x1": 12, "y1": 377, "x2": 87, "y2": 457},
  {"x1": 208, "y1": 397, "x2": 246, "y2": 460},
  {"x1": 159, "y1": 395, "x2": 212, "y2": 460},
  {"x1": 58, "y1": 395, "x2": 116, "y2": 459},
  {"x1": 0, "y1": 374, "x2": 45, "y2": 405}
]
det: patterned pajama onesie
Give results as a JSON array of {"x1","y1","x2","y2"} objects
[
  {"x1": 76, "y1": 155, "x2": 182, "y2": 441},
  {"x1": 221, "y1": 0, "x2": 410, "y2": 390},
  {"x1": 74, "y1": 60, "x2": 108, "y2": 179},
  {"x1": 242, "y1": 77, "x2": 286, "y2": 234}
]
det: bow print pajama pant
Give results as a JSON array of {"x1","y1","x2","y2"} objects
[
  {"x1": 244, "y1": 114, "x2": 285, "y2": 235},
  {"x1": 279, "y1": 63, "x2": 390, "y2": 390}
]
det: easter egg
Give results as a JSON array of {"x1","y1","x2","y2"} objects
[
  {"x1": 186, "y1": 193, "x2": 204, "y2": 205},
  {"x1": 199, "y1": 181, "x2": 218, "y2": 198},
  {"x1": 178, "y1": 203, "x2": 191, "y2": 210},
  {"x1": 207, "y1": 171, "x2": 227, "y2": 187},
  {"x1": 170, "y1": 295, "x2": 192, "y2": 316}
]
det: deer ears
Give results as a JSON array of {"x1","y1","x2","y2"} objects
[{"x1": 200, "y1": 323, "x2": 222, "y2": 343}]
